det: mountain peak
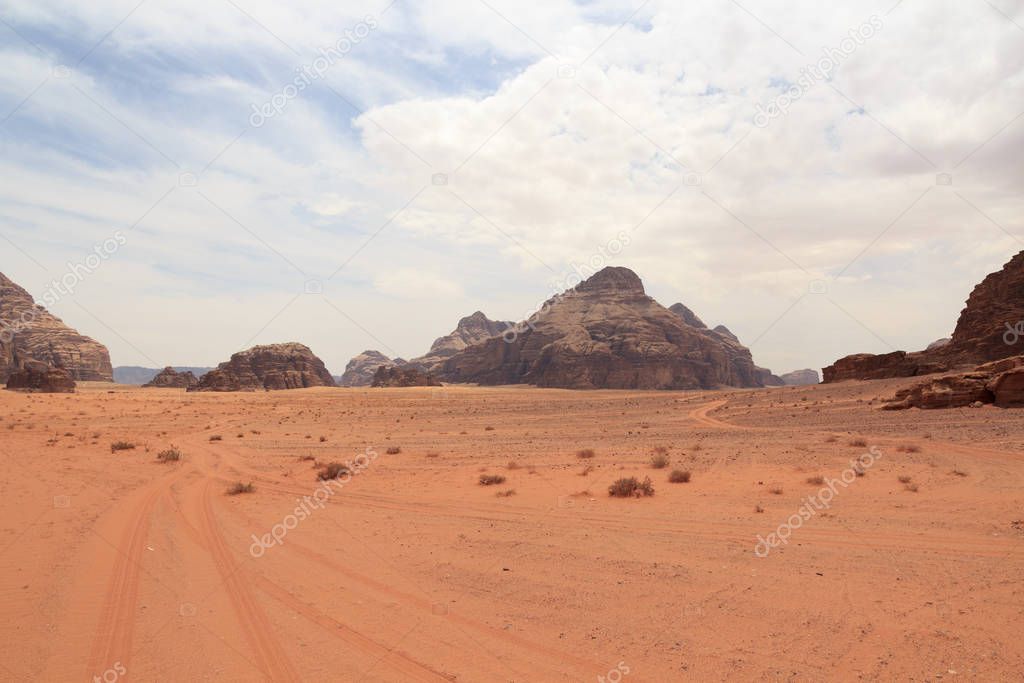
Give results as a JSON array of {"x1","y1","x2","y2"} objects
[{"x1": 576, "y1": 267, "x2": 645, "y2": 295}]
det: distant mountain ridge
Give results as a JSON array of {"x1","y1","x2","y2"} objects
[{"x1": 114, "y1": 366, "x2": 213, "y2": 385}]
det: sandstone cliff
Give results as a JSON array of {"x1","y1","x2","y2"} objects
[
  {"x1": 143, "y1": 367, "x2": 198, "y2": 389},
  {"x1": 0, "y1": 272, "x2": 112, "y2": 381},
  {"x1": 338, "y1": 350, "x2": 398, "y2": 387},
  {"x1": 440, "y1": 267, "x2": 763, "y2": 390},
  {"x1": 189, "y1": 343, "x2": 335, "y2": 392}
]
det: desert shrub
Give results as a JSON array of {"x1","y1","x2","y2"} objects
[
  {"x1": 825, "y1": 436, "x2": 838, "y2": 443},
  {"x1": 110, "y1": 441, "x2": 135, "y2": 453},
  {"x1": 576, "y1": 449, "x2": 596, "y2": 459},
  {"x1": 156, "y1": 447, "x2": 181, "y2": 462},
  {"x1": 484, "y1": 426, "x2": 495, "y2": 431},
  {"x1": 319, "y1": 436, "x2": 327, "y2": 442},
  {"x1": 755, "y1": 504, "x2": 765, "y2": 513},
  {"x1": 952, "y1": 467, "x2": 968, "y2": 477},
  {"x1": 209, "y1": 435, "x2": 223, "y2": 442},
  {"x1": 298, "y1": 455, "x2": 316, "y2": 462},
  {"x1": 425, "y1": 452, "x2": 440, "y2": 458},
  {"x1": 904, "y1": 483, "x2": 919, "y2": 493},
  {"x1": 386, "y1": 446, "x2": 401, "y2": 455},
  {"x1": 608, "y1": 477, "x2": 655, "y2": 498},
  {"x1": 806, "y1": 475, "x2": 825, "y2": 486},
  {"x1": 769, "y1": 487, "x2": 784, "y2": 495},
  {"x1": 507, "y1": 461, "x2": 521, "y2": 470},
  {"x1": 849, "y1": 438, "x2": 867, "y2": 448},
  {"x1": 317, "y1": 463, "x2": 350, "y2": 481},
  {"x1": 495, "y1": 489, "x2": 516, "y2": 498},
  {"x1": 898, "y1": 475, "x2": 912, "y2": 484},
  {"x1": 650, "y1": 453, "x2": 670, "y2": 469},
  {"x1": 668, "y1": 469, "x2": 691, "y2": 483},
  {"x1": 897, "y1": 444, "x2": 921, "y2": 453},
  {"x1": 227, "y1": 482, "x2": 254, "y2": 495},
  {"x1": 579, "y1": 465, "x2": 593, "y2": 476},
  {"x1": 479, "y1": 474, "x2": 506, "y2": 486}
]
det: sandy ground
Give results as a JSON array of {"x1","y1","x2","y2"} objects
[{"x1": 0, "y1": 379, "x2": 1022, "y2": 682}]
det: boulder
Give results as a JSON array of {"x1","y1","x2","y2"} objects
[
  {"x1": 189, "y1": 343, "x2": 335, "y2": 392},
  {"x1": 0, "y1": 272, "x2": 112, "y2": 381},
  {"x1": 5, "y1": 361, "x2": 76, "y2": 393},
  {"x1": 143, "y1": 367, "x2": 198, "y2": 389}
]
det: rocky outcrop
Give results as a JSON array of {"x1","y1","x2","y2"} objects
[
  {"x1": 0, "y1": 272, "x2": 112, "y2": 382},
  {"x1": 825, "y1": 251, "x2": 1024, "y2": 382},
  {"x1": 412, "y1": 311, "x2": 512, "y2": 372},
  {"x1": 780, "y1": 369, "x2": 820, "y2": 386},
  {"x1": 189, "y1": 343, "x2": 335, "y2": 392},
  {"x1": 114, "y1": 366, "x2": 211, "y2": 385},
  {"x1": 371, "y1": 366, "x2": 441, "y2": 387},
  {"x1": 5, "y1": 361, "x2": 75, "y2": 393},
  {"x1": 926, "y1": 338, "x2": 952, "y2": 351},
  {"x1": 883, "y1": 356, "x2": 1024, "y2": 409},
  {"x1": 338, "y1": 350, "x2": 399, "y2": 387},
  {"x1": 668, "y1": 303, "x2": 707, "y2": 329},
  {"x1": 440, "y1": 267, "x2": 763, "y2": 390},
  {"x1": 757, "y1": 367, "x2": 785, "y2": 386},
  {"x1": 143, "y1": 366, "x2": 198, "y2": 389}
]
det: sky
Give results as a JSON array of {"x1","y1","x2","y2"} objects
[{"x1": 0, "y1": 0, "x2": 1022, "y2": 377}]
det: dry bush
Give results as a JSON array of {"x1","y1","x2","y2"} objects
[
  {"x1": 849, "y1": 438, "x2": 868, "y2": 448},
  {"x1": 495, "y1": 489, "x2": 516, "y2": 498},
  {"x1": 952, "y1": 467, "x2": 968, "y2": 477},
  {"x1": 898, "y1": 475, "x2": 912, "y2": 484},
  {"x1": 769, "y1": 487, "x2": 784, "y2": 495},
  {"x1": 668, "y1": 469, "x2": 691, "y2": 483},
  {"x1": 897, "y1": 444, "x2": 921, "y2": 453},
  {"x1": 755, "y1": 504, "x2": 765, "y2": 513},
  {"x1": 386, "y1": 446, "x2": 401, "y2": 455},
  {"x1": 110, "y1": 441, "x2": 135, "y2": 453},
  {"x1": 853, "y1": 463, "x2": 866, "y2": 477},
  {"x1": 608, "y1": 477, "x2": 655, "y2": 497},
  {"x1": 227, "y1": 481, "x2": 255, "y2": 495},
  {"x1": 576, "y1": 449, "x2": 596, "y2": 459},
  {"x1": 156, "y1": 447, "x2": 181, "y2": 462},
  {"x1": 904, "y1": 482, "x2": 919, "y2": 493},
  {"x1": 650, "y1": 453, "x2": 670, "y2": 469},
  {"x1": 825, "y1": 436, "x2": 838, "y2": 443},
  {"x1": 318, "y1": 463, "x2": 350, "y2": 481},
  {"x1": 806, "y1": 475, "x2": 825, "y2": 486},
  {"x1": 484, "y1": 426, "x2": 495, "y2": 431},
  {"x1": 579, "y1": 465, "x2": 593, "y2": 476},
  {"x1": 298, "y1": 455, "x2": 316, "y2": 462},
  {"x1": 209, "y1": 435, "x2": 223, "y2": 442},
  {"x1": 426, "y1": 452, "x2": 440, "y2": 458},
  {"x1": 507, "y1": 461, "x2": 521, "y2": 470},
  {"x1": 479, "y1": 474, "x2": 506, "y2": 486},
  {"x1": 319, "y1": 436, "x2": 327, "y2": 442}
]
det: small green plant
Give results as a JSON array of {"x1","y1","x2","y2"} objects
[
  {"x1": 479, "y1": 474, "x2": 506, "y2": 486},
  {"x1": 227, "y1": 482, "x2": 255, "y2": 495},
  {"x1": 668, "y1": 469, "x2": 691, "y2": 483},
  {"x1": 608, "y1": 477, "x2": 655, "y2": 498},
  {"x1": 110, "y1": 441, "x2": 135, "y2": 453},
  {"x1": 156, "y1": 446, "x2": 181, "y2": 462}
]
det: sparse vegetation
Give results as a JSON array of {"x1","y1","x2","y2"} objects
[
  {"x1": 507, "y1": 461, "x2": 521, "y2": 470},
  {"x1": 110, "y1": 440, "x2": 135, "y2": 453},
  {"x1": 576, "y1": 448, "x2": 596, "y2": 459},
  {"x1": 319, "y1": 435, "x2": 327, "y2": 442},
  {"x1": 317, "y1": 463, "x2": 350, "y2": 481},
  {"x1": 579, "y1": 465, "x2": 593, "y2": 476},
  {"x1": 386, "y1": 446, "x2": 401, "y2": 455},
  {"x1": 904, "y1": 482, "x2": 919, "y2": 493},
  {"x1": 898, "y1": 475, "x2": 912, "y2": 484},
  {"x1": 495, "y1": 489, "x2": 516, "y2": 497},
  {"x1": 650, "y1": 453, "x2": 670, "y2": 469},
  {"x1": 608, "y1": 476, "x2": 655, "y2": 497},
  {"x1": 897, "y1": 444, "x2": 921, "y2": 453},
  {"x1": 426, "y1": 452, "x2": 440, "y2": 458},
  {"x1": 806, "y1": 475, "x2": 825, "y2": 486},
  {"x1": 952, "y1": 467, "x2": 968, "y2": 477},
  {"x1": 755, "y1": 504, "x2": 765, "y2": 513},
  {"x1": 769, "y1": 487, "x2": 784, "y2": 495},
  {"x1": 849, "y1": 438, "x2": 868, "y2": 448},
  {"x1": 227, "y1": 481, "x2": 255, "y2": 495},
  {"x1": 479, "y1": 474, "x2": 506, "y2": 486},
  {"x1": 484, "y1": 426, "x2": 495, "y2": 431},
  {"x1": 668, "y1": 469, "x2": 691, "y2": 483},
  {"x1": 209, "y1": 435, "x2": 222, "y2": 442},
  {"x1": 156, "y1": 446, "x2": 181, "y2": 462}
]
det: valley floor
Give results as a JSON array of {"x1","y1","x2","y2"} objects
[{"x1": 1, "y1": 380, "x2": 1022, "y2": 681}]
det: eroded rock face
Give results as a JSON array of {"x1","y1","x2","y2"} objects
[
  {"x1": 338, "y1": 350, "x2": 398, "y2": 387},
  {"x1": 413, "y1": 311, "x2": 512, "y2": 372},
  {"x1": 371, "y1": 366, "x2": 441, "y2": 387},
  {"x1": 757, "y1": 367, "x2": 785, "y2": 386},
  {"x1": 189, "y1": 343, "x2": 335, "y2": 392},
  {"x1": 0, "y1": 272, "x2": 112, "y2": 382},
  {"x1": 883, "y1": 356, "x2": 1024, "y2": 409},
  {"x1": 668, "y1": 303, "x2": 707, "y2": 329},
  {"x1": 440, "y1": 267, "x2": 763, "y2": 390},
  {"x1": 780, "y1": 369, "x2": 820, "y2": 386},
  {"x1": 5, "y1": 361, "x2": 76, "y2": 393},
  {"x1": 143, "y1": 367, "x2": 198, "y2": 389},
  {"x1": 824, "y1": 251, "x2": 1024, "y2": 382}
]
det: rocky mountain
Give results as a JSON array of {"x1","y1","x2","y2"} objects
[
  {"x1": 824, "y1": 251, "x2": 1024, "y2": 382},
  {"x1": 670, "y1": 303, "x2": 784, "y2": 386},
  {"x1": 668, "y1": 303, "x2": 707, "y2": 329},
  {"x1": 143, "y1": 367, "x2": 198, "y2": 389},
  {"x1": 371, "y1": 366, "x2": 441, "y2": 387},
  {"x1": 338, "y1": 350, "x2": 399, "y2": 387},
  {"x1": 189, "y1": 343, "x2": 335, "y2": 392},
  {"x1": 114, "y1": 366, "x2": 211, "y2": 385},
  {"x1": 883, "y1": 356, "x2": 1024, "y2": 409},
  {"x1": 439, "y1": 267, "x2": 763, "y2": 390},
  {"x1": 412, "y1": 311, "x2": 513, "y2": 371},
  {"x1": 780, "y1": 369, "x2": 820, "y2": 386},
  {"x1": 5, "y1": 360, "x2": 75, "y2": 393},
  {"x1": 0, "y1": 272, "x2": 112, "y2": 382}
]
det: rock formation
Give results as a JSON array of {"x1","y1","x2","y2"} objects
[
  {"x1": 440, "y1": 267, "x2": 763, "y2": 390},
  {"x1": 113, "y1": 366, "x2": 211, "y2": 385},
  {"x1": 143, "y1": 366, "x2": 198, "y2": 389},
  {"x1": 883, "y1": 356, "x2": 1024, "y2": 409},
  {"x1": 926, "y1": 338, "x2": 952, "y2": 351},
  {"x1": 0, "y1": 272, "x2": 112, "y2": 382},
  {"x1": 5, "y1": 360, "x2": 76, "y2": 393},
  {"x1": 668, "y1": 303, "x2": 707, "y2": 329},
  {"x1": 824, "y1": 251, "x2": 1024, "y2": 382},
  {"x1": 412, "y1": 311, "x2": 513, "y2": 372},
  {"x1": 757, "y1": 367, "x2": 785, "y2": 386},
  {"x1": 780, "y1": 369, "x2": 820, "y2": 386},
  {"x1": 338, "y1": 350, "x2": 399, "y2": 387},
  {"x1": 189, "y1": 343, "x2": 335, "y2": 392},
  {"x1": 371, "y1": 365, "x2": 441, "y2": 387}
]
